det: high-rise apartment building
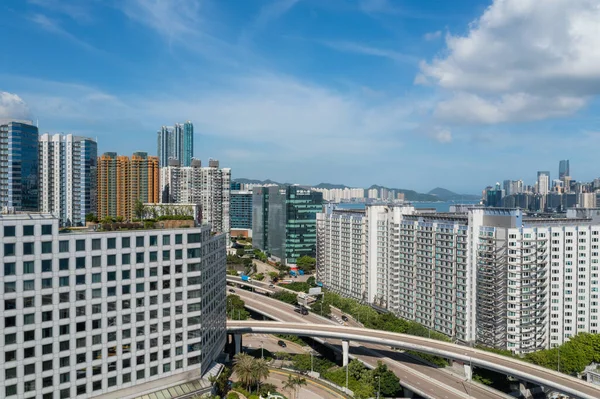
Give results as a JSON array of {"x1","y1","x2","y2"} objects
[
  {"x1": 159, "y1": 159, "x2": 230, "y2": 236},
  {"x1": 253, "y1": 186, "x2": 323, "y2": 264},
  {"x1": 97, "y1": 152, "x2": 159, "y2": 220},
  {"x1": 0, "y1": 120, "x2": 39, "y2": 211},
  {"x1": 537, "y1": 171, "x2": 550, "y2": 195},
  {"x1": 0, "y1": 213, "x2": 226, "y2": 398},
  {"x1": 559, "y1": 160, "x2": 570, "y2": 180},
  {"x1": 157, "y1": 122, "x2": 194, "y2": 167},
  {"x1": 317, "y1": 205, "x2": 600, "y2": 353},
  {"x1": 39, "y1": 134, "x2": 97, "y2": 226},
  {"x1": 230, "y1": 191, "x2": 252, "y2": 230}
]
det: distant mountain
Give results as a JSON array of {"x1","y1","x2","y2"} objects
[
  {"x1": 428, "y1": 187, "x2": 480, "y2": 201},
  {"x1": 368, "y1": 185, "x2": 439, "y2": 201},
  {"x1": 234, "y1": 178, "x2": 285, "y2": 185},
  {"x1": 314, "y1": 183, "x2": 349, "y2": 189}
]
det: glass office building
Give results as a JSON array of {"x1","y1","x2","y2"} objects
[
  {"x1": 0, "y1": 121, "x2": 39, "y2": 211},
  {"x1": 230, "y1": 191, "x2": 252, "y2": 229},
  {"x1": 252, "y1": 186, "x2": 323, "y2": 264}
]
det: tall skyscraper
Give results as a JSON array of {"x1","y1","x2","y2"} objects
[
  {"x1": 559, "y1": 160, "x2": 570, "y2": 180},
  {"x1": 160, "y1": 158, "x2": 231, "y2": 236},
  {"x1": 537, "y1": 171, "x2": 550, "y2": 195},
  {"x1": 97, "y1": 152, "x2": 159, "y2": 220},
  {"x1": 230, "y1": 190, "x2": 253, "y2": 230},
  {"x1": 253, "y1": 186, "x2": 323, "y2": 264},
  {"x1": 0, "y1": 120, "x2": 39, "y2": 211},
  {"x1": 157, "y1": 121, "x2": 194, "y2": 167},
  {"x1": 0, "y1": 212, "x2": 226, "y2": 398},
  {"x1": 39, "y1": 134, "x2": 98, "y2": 226}
]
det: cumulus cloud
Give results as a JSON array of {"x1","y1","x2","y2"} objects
[
  {"x1": 418, "y1": 0, "x2": 600, "y2": 125},
  {"x1": 0, "y1": 92, "x2": 31, "y2": 120}
]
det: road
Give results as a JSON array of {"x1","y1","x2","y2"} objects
[
  {"x1": 244, "y1": 334, "x2": 306, "y2": 357},
  {"x1": 230, "y1": 319, "x2": 600, "y2": 399},
  {"x1": 229, "y1": 288, "x2": 511, "y2": 399}
]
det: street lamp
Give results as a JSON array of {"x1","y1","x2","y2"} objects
[
  {"x1": 261, "y1": 340, "x2": 264, "y2": 359},
  {"x1": 310, "y1": 349, "x2": 314, "y2": 373}
]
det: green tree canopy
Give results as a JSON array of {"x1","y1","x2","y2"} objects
[{"x1": 296, "y1": 256, "x2": 316, "y2": 273}]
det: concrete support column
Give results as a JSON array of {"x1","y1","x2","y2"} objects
[
  {"x1": 234, "y1": 334, "x2": 242, "y2": 355},
  {"x1": 342, "y1": 340, "x2": 349, "y2": 367},
  {"x1": 402, "y1": 387, "x2": 414, "y2": 398},
  {"x1": 463, "y1": 363, "x2": 472, "y2": 381},
  {"x1": 519, "y1": 381, "x2": 533, "y2": 399}
]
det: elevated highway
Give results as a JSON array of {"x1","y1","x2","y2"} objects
[
  {"x1": 228, "y1": 321, "x2": 600, "y2": 399},
  {"x1": 227, "y1": 287, "x2": 512, "y2": 399}
]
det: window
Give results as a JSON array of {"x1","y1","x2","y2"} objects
[
  {"x1": 24, "y1": 363, "x2": 35, "y2": 375},
  {"x1": 42, "y1": 343, "x2": 53, "y2": 354},
  {"x1": 41, "y1": 241, "x2": 52, "y2": 254},
  {"x1": 5, "y1": 367, "x2": 17, "y2": 379},
  {"x1": 162, "y1": 250, "x2": 170, "y2": 261},
  {"x1": 24, "y1": 296, "x2": 35, "y2": 307},
  {"x1": 4, "y1": 226, "x2": 15, "y2": 237},
  {"x1": 136, "y1": 236, "x2": 144, "y2": 247},
  {"x1": 4, "y1": 262, "x2": 15, "y2": 276},
  {"x1": 187, "y1": 248, "x2": 200, "y2": 258},
  {"x1": 23, "y1": 242, "x2": 34, "y2": 255},
  {"x1": 107, "y1": 271, "x2": 116, "y2": 281},
  {"x1": 42, "y1": 278, "x2": 52, "y2": 289},
  {"x1": 5, "y1": 385, "x2": 17, "y2": 397},
  {"x1": 188, "y1": 233, "x2": 201, "y2": 243},
  {"x1": 76, "y1": 239, "x2": 86, "y2": 251},
  {"x1": 5, "y1": 350, "x2": 16, "y2": 361},
  {"x1": 107, "y1": 237, "x2": 116, "y2": 249},
  {"x1": 5, "y1": 299, "x2": 16, "y2": 310},
  {"x1": 175, "y1": 234, "x2": 182, "y2": 244},
  {"x1": 149, "y1": 235, "x2": 158, "y2": 246},
  {"x1": 76, "y1": 256, "x2": 85, "y2": 269},
  {"x1": 42, "y1": 224, "x2": 52, "y2": 235},
  {"x1": 23, "y1": 280, "x2": 35, "y2": 291},
  {"x1": 122, "y1": 237, "x2": 130, "y2": 248},
  {"x1": 123, "y1": 373, "x2": 131, "y2": 383},
  {"x1": 188, "y1": 263, "x2": 201, "y2": 272},
  {"x1": 136, "y1": 252, "x2": 145, "y2": 263},
  {"x1": 42, "y1": 259, "x2": 52, "y2": 272},
  {"x1": 107, "y1": 254, "x2": 116, "y2": 266},
  {"x1": 59, "y1": 276, "x2": 70, "y2": 287},
  {"x1": 137, "y1": 369, "x2": 145, "y2": 380},
  {"x1": 23, "y1": 225, "x2": 34, "y2": 236},
  {"x1": 76, "y1": 275, "x2": 86, "y2": 285},
  {"x1": 136, "y1": 269, "x2": 145, "y2": 278},
  {"x1": 5, "y1": 333, "x2": 16, "y2": 344},
  {"x1": 122, "y1": 253, "x2": 131, "y2": 265},
  {"x1": 4, "y1": 281, "x2": 16, "y2": 293},
  {"x1": 92, "y1": 256, "x2": 101, "y2": 267},
  {"x1": 59, "y1": 241, "x2": 69, "y2": 253},
  {"x1": 92, "y1": 239, "x2": 101, "y2": 250},
  {"x1": 122, "y1": 270, "x2": 130, "y2": 280},
  {"x1": 92, "y1": 273, "x2": 101, "y2": 283},
  {"x1": 149, "y1": 251, "x2": 157, "y2": 262},
  {"x1": 60, "y1": 372, "x2": 70, "y2": 383},
  {"x1": 163, "y1": 235, "x2": 170, "y2": 245},
  {"x1": 4, "y1": 243, "x2": 15, "y2": 256}
]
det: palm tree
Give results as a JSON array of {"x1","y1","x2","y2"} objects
[
  {"x1": 233, "y1": 353, "x2": 255, "y2": 392},
  {"x1": 283, "y1": 375, "x2": 307, "y2": 399},
  {"x1": 252, "y1": 358, "x2": 270, "y2": 392}
]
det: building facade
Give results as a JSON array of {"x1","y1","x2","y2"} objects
[
  {"x1": 559, "y1": 160, "x2": 570, "y2": 180},
  {"x1": 316, "y1": 209, "x2": 365, "y2": 301},
  {"x1": 230, "y1": 191, "x2": 252, "y2": 230},
  {"x1": 157, "y1": 122, "x2": 193, "y2": 167},
  {"x1": 97, "y1": 152, "x2": 159, "y2": 221},
  {"x1": 0, "y1": 213, "x2": 226, "y2": 399},
  {"x1": 159, "y1": 159, "x2": 230, "y2": 236},
  {"x1": 316, "y1": 204, "x2": 600, "y2": 353},
  {"x1": 0, "y1": 120, "x2": 39, "y2": 211},
  {"x1": 253, "y1": 186, "x2": 323, "y2": 264},
  {"x1": 39, "y1": 134, "x2": 97, "y2": 227}
]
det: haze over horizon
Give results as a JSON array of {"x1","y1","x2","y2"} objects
[{"x1": 1, "y1": 0, "x2": 599, "y2": 193}]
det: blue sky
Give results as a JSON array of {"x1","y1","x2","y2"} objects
[{"x1": 1, "y1": 0, "x2": 599, "y2": 194}]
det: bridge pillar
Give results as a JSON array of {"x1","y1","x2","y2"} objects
[
  {"x1": 463, "y1": 363, "x2": 472, "y2": 380},
  {"x1": 234, "y1": 334, "x2": 242, "y2": 355},
  {"x1": 342, "y1": 340, "x2": 349, "y2": 367},
  {"x1": 402, "y1": 387, "x2": 414, "y2": 398}
]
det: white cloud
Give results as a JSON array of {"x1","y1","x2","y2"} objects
[
  {"x1": 418, "y1": 0, "x2": 600, "y2": 125},
  {"x1": 29, "y1": 13, "x2": 101, "y2": 53},
  {"x1": 322, "y1": 41, "x2": 418, "y2": 64},
  {"x1": 0, "y1": 92, "x2": 31, "y2": 120},
  {"x1": 424, "y1": 30, "x2": 441, "y2": 41}
]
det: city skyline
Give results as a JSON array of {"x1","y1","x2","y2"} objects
[{"x1": 1, "y1": 0, "x2": 600, "y2": 192}]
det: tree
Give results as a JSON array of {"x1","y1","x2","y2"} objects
[
  {"x1": 268, "y1": 272, "x2": 279, "y2": 281},
  {"x1": 252, "y1": 358, "x2": 270, "y2": 392},
  {"x1": 258, "y1": 383, "x2": 277, "y2": 397},
  {"x1": 236, "y1": 248, "x2": 245, "y2": 257},
  {"x1": 134, "y1": 199, "x2": 146, "y2": 220},
  {"x1": 115, "y1": 215, "x2": 124, "y2": 223},
  {"x1": 227, "y1": 295, "x2": 249, "y2": 320},
  {"x1": 307, "y1": 276, "x2": 316, "y2": 287},
  {"x1": 371, "y1": 361, "x2": 401, "y2": 397},
  {"x1": 296, "y1": 256, "x2": 316, "y2": 273},
  {"x1": 85, "y1": 213, "x2": 97, "y2": 223},
  {"x1": 233, "y1": 353, "x2": 255, "y2": 392},
  {"x1": 283, "y1": 375, "x2": 307, "y2": 399}
]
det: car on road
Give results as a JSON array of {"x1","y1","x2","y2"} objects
[
  {"x1": 269, "y1": 283, "x2": 274, "y2": 287},
  {"x1": 277, "y1": 340, "x2": 287, "y2": 348},
  {"x1": 228, "y1": 289, "x2": 235, "y2": 293},
  {"x1": 341, "y1": 315, "x2": 349, "y2": 322}
]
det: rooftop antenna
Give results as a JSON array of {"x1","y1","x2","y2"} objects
[{"x1": 36, "y1": 118, "x2": 39, "y2": 128}]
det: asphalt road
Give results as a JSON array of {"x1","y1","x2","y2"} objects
[{"x1": 230, "y1": 288, "x2": 510, "y2": 399}]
